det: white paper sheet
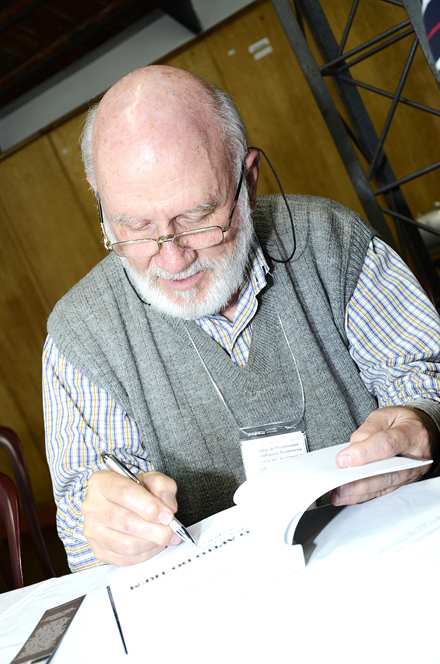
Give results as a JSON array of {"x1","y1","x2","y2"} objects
[
  {"x1": 302, "y1": 475, "x2": 440, "y2": 565},
  {"x1": 233, "y1": 442, "x2": 431, "y2": 543},
  {"x1": 108, "y1": 505, "x2": 306, "y2": 657}
]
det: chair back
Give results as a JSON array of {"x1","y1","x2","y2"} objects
[
  {"x1": 0, "y1": 471, "x2": 24, "y2": 589},
  {"x1": 0, "y1": 427, "x2": 55, "y2": 579}
]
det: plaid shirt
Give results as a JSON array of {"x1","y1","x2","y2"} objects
[
  {"x1": 43, "y1": 235, "x2": 440, "y2": 570},
  {"x1": 196, "y1": 237, "x2": 268, "y2": 366}
]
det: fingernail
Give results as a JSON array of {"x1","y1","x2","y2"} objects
[
  {"x1": 339, "y1": 482, "x2": 353, "y2": 495},
  {"x1": 169, "y1": 534, "x2": 182, "y2": 546},
  {"x1": 158, "y1": 511, "x2": 173, "y2": 525},
  {"x1": 162, "y1": 493, "x2": 177, "y2": 510},
  {"x1": 338, "y1": 453, "x2": 351, "y2": 468}
]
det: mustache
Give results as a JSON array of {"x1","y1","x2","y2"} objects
[{"x1": 148, "y1": 257, "x2": 218, "y2": 281}]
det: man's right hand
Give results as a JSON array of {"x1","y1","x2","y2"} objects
[{"x1": 81, "y1": 469, "x2": 182, "y2": 566}]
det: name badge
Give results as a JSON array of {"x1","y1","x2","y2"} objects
[{"x1": 240, "y1": 420, "x2": 308, "y2": 480}]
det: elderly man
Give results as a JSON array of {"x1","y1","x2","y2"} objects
[{"x1": 44, "y1": 65, "x2": 440, "y2": 571}]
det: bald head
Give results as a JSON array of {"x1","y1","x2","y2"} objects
[{"x1": 82, "y1": 66, "x2": 247, "y2": 195}]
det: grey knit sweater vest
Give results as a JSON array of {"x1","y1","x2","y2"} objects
[{"x1": 48, "y1": 195, "x2": 378, "y2": 525}]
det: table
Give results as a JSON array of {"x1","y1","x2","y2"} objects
[
  {"x1": 2, "y1": 478, "x2": 440, "y2": 664},
  {"x1": 0, "y1": 565, "x2": 129, "y2": 664}
]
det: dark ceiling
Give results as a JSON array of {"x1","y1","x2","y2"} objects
[{"x1": 0, "y1": 0, "x2": 202, "y2": 114}]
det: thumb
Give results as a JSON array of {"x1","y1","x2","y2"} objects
[
  {"x1": 350, "y1": 408, "x2": 396, "y2": 444},
  {"x1": 337, "y1": 408, "x2": 397, "y2": 468}
]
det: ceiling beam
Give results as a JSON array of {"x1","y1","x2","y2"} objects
[
  {"x1": 152, "y1": 1, "x2": 202, "y2": 34},
  {"x1": 0, "y1": 0, "x2": 155, "y2": 101},
  {"x1": 0, "y1": 0, "x2": 49, "y2": 35}
]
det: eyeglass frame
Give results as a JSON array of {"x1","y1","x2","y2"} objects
[{"x1": 97, "y1": 160, "x2": 246, "y2": 258}]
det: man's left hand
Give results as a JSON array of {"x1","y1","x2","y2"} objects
[{"x1": 331, "y1": 405, "x2": 438, "y2": 506}]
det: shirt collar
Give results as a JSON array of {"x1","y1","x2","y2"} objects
[{"x1": 195, "y1": 233, "x2": 269, "y2": 327}]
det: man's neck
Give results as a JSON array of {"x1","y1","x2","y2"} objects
[{"x1": 220, "y1": 292, "x2": 239, "y2": 323}]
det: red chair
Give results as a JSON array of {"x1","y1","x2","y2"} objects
[
  {"x1": 0, "y1": 427, "x2": 55, "y2": 580},
  {"x1": 0, "y1": 471, "x2": 24, "y2": 589}
]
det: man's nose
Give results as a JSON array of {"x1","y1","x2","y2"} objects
[{"x1": 153, "y1": 237, "x2": 196, "y2": 274}]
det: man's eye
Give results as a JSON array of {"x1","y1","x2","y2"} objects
[
  {"x1": 130, "y1": 223, "x2": 155, "y2": 234},
  {"x1": 178, "y1": 215, "x2": 209, "y2": 227}
]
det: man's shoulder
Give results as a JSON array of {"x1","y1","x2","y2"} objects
[
  {"x1": 48, "y1": 253, "x2": 124, "y2": 333},
  {"x1": 253, "y1": 195, "x2": 377, "y2": 311},
  {"x1": 254, "y1": 194, "x2": 375, "y2": 256},
  {"x1": 255, "y1": 193, "x2": 371, "y2": 225},
  {"x1": 53, "y1": 254, "x2": 120, "y2": 306},
  {"x1": 46, "y1": 252, "x2": 138, "y2": 390}
]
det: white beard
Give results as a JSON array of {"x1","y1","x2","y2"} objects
[{"x1": 121, "y1": 191, "x2": 255, "y2": 319}]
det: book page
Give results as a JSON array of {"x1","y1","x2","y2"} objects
[
  {"x1": 233, "y1": 442, "x2": 431, "y2": 544},
  {"x1": 298, "y1": 475, "x2": 440, "y2": 565},
  {"x1": 108, "y1": 506, "x2": 304, "y2": 656}
]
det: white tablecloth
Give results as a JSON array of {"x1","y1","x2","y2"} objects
[
  {"x1": 2, "y1": 478, "x2": 440, "y2": 664},
  {"x1": 0, "y1": 565, "x2": 129, "y2": 664}
]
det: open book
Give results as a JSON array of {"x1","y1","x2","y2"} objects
[
  {"x1": 233, "y1": 442, "x2": 431, "y2": 546},
  {"x1": 107, "y1": 445, "x2": 432, "y2": 659}
]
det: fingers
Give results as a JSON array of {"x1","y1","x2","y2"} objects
[
  {"x1": 81, "y1": 469, "x2": 182, "y2": 566},
  {"x1": 85, "y1": 521, "x2": 171, "y2": 568},
  {"x1": 142, "y1": 471, "x2": 179, "y2": 516},
  {"x1": 331, "y1": 406, "x2": 438, "y2": 507},
  {"x1": 337, "y1": 428, "x2": 403, "y2": 468},
  {"x1": 92, "y1": 469, "x2": 178, "y2": 520},
  {"x1": 336, "y1": 406, "x2": 436, "y2": 470},
  {"x1": 330, "y1": 466, "x2": 428, "y2": 506},
  {"x1": 84, "y1": 515, "x2": 182, "y2": 567}
]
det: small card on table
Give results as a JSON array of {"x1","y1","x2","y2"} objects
[{"x1": 10, "y1": 596, "x2": 85, "y2": 664}]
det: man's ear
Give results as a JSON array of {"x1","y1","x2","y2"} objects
[{"x1": 245, "y1": 148, "x2": 260, "y2": 212}]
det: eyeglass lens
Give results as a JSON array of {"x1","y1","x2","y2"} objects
[{"x1": 112, "y1": 226, "x2": 225, "y2": 258}]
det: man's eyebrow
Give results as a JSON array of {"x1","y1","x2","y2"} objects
[
  {"x1": 112, "y1": 212, "x2": 144, "y2": 227},
  {"x1": 180, "y1": 198, "x2": 220, "y2": 216},
  {"x1": 111, "y1": 198, "x2": 221, "y2": 226}
]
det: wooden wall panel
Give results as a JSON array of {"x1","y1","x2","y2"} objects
[
  {"x1": 163, "y1": 1, "x2": 364, "y2": 216},
  {"x1": 0, "y1": 123, "x2": 105, "y2": 508},
  {"x1": 49, "y1": 113, "x2": 105, "y2": 244},
  {"x1": 0, "y1": 136, "x2": 105, "y2": 308},
  {"x1": 0, "y1": 201, "x2": 53, "y2": 506}
]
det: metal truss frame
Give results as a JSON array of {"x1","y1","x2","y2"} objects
[{"x1": 271, "y1": 0, "x2": 440, "y2": 300}]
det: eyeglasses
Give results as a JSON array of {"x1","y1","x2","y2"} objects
[{"x1": 97, "y1": 162, "x2": 246, "y2": 259}]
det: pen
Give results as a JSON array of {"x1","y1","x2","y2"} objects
[{"x1": 100, "y1": 452, "x2": 197, "y2": 547}]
